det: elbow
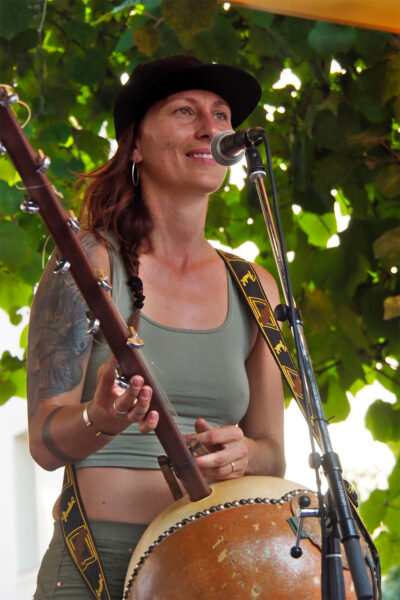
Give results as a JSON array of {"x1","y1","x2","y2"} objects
[
  {"x1": 29, "y1": 436, "x2": 62, "y2": 472},
  {"x1": 273, "y1": 454, "x2": 286, "y2": 479},
  {"x1": 271, "y1": 443, "x2": 286, "y2": 478}
]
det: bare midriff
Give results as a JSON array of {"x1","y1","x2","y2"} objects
[{"x1": 52, "y1": 467, "x2": 176, "y2": 524}]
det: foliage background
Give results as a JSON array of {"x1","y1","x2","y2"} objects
[{"x1": 0, "y1": 0, "x2": 399, "y2": 588}]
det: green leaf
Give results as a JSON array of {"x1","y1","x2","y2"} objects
[
  {"x1": 365, "y1": 400, "x2": 400, "y2": 443},
  {"x1": 382, "y1": 55, "x2": 400, "y2": 104},
  {"x1": 115, "y1": 27, "x2": 136, "y2": 52},
  {"x1": 311, "y1": 246, "x2": 370, "y2": 302},
  {"x1": 9, "y1": 367, "x2": 26, "y2": 398},
  {"x1": 312, "y1": 110, "x2": 342, "y2": 150},
  {"x1": 62, "y1": 21, "x2": 97, "y2": 46},
  {"x1": 74, "y1": 131, "x2": 110, "y2": 164},
  {"x1": 296, "y1": 212, "x2": 336, "y2": 247},
  {"x1": 133, "y1": 23, "x2": 161, "y2": 57},
  {"x1": 0, "y1": 156, "x2": 19, "y2": 185},
  {"x1": 0, "y1": 270, "x2": 32, "y2": 317},
  {"x1": 360, "y1": 488, "x2": 387, "y2": 531},
  {"x1": 301, "y1": 286, "x2": 335, "y2": 335},
  {"x1": 19, "y1": 322, "x2": 28, "y2": 352},
  {"x1": 388, "y1": 461, "x2": 400, "y2": 500},
  {"x1": 38, "y1": 123, "x2": 71, "y2": 145},
  {"x1": 373, "y1": 165, "x2": 400, "y2": 200},
  {"x1": 354, "y1": 29, "x2": 390, "y2": 58},
  {"x1": 382, "y1": 565, "x2": 400, "y2": 600},
  {"x1": 350, "y1": 62, "x2": 389, "y2": 121},
  {"x1": 0, "y1": 0, "x2": 32, "y2": 40},
  {"x1": 0, "y1": 378, "x2": 16, "y2": 405},
  {"x1": 161, "y1": 0, "x2": 217, "y2": 44},
  {"x1": 0, "y1": 222, "x2": 32, "y2": 271},
  {"x1": 193, "y1": 16, "x2": 242, "y2": 65},
  {"x1": 308, "y1": 22, "x2": 356, "y2": 57},
  {"x1": 247, "y1": 9, "x2": 274, "y2": 29},
  {"x1": 110, "y1": 0, "x2": 136, "y2": 13},
  {"x1": 65, "y1": 48, "x2": 109, "y2": 85},
  {"x1": 373, "y1": 530, "x2": 400, "y2": 573},
  {"x1": 1, "y1": 351, "x2": 23, "y2": 371},
  {"x1": 323, "y1": 375, "x2": 351, "y2": 423},
  {"x1": 313, "y1": 153, "x2": 354, "y2": 188},
  {"x1": 0, "y1": 180, "x2": 23, "y2": 214}
]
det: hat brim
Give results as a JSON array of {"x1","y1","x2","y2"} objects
[{"x1": 115, "y1": 63, "x2": 261, "y2": 138}]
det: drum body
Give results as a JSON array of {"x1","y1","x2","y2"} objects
[{"x1": 124, "y1": 476, "x2": 364, "y2": 599}]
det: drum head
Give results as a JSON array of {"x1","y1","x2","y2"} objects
[{"x1": 124, "y1": 477, "x2": 362, "y2": 599}]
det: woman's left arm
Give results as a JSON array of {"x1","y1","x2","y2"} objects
[
  {"x1": 186, "y1": 264, "x2": 286, "y2": 481},
  {"x1": 240, "y1": 264, "x2": 286, "y2": 478}
]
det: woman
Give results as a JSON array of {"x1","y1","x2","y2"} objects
[{"x1": 28, "y1": 55, "x2": 285, "y2": 599}]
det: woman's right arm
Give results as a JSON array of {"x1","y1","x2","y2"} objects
[{"x1": 27, "y1": 233, "x2": 156, "y2": 471}]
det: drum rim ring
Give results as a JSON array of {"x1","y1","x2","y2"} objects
[{"x1": 123, "y1": 487, "x2": 315, "y2": 598}]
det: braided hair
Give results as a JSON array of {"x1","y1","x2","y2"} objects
[{"x1": 79, "y1": 123, "x2": 152, "y2": 327}]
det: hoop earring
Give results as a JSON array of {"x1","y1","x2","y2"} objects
[{"x1": 131, "y1": 162, "x2": 139, "y2": 186}]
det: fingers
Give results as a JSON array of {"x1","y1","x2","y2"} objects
[
  {"x1": 186, "y1": 421, "x2": 244, "y2": 449},
  {"x1": 187, "y1": 424, "x2": 248, "y2": 482},
  {"x1": 196, "y1": 442, "x2": 248, "y2": 480},
  {"x1": 113, "y1": 375, "x2": 146, "y2": 414},
  {"x1": 96, "y1": 356, "x2": 119, "y2": 389},
  {"x1": 93, "y1": 361, "x2": 158, "y2": 434},
  {"x1": 138, "y1": 410, "x2": 159, "y2": 434},
  {"x1": 194, "y1": 418, "x2": 212, "y2": 434},
  {"x1": 114, "y1": 377, "x2": 155, "y2": 426}
]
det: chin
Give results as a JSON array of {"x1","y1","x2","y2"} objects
[{"x1": 197, "y1": 175, "x2": 226, "y2": 195}]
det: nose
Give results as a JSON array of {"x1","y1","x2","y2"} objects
[{"x1": 195, "y1": 111, "x2": 221, "y2": 140}]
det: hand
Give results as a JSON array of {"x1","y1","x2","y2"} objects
[
  {"x1": 184, "y1": 418, "x2": 248, "y2": 482},
  {"x1": 90, "y1": 356, "x2": 158, "y2": 434}
]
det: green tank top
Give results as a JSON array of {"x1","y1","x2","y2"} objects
[{"x1": 76, "y1": 238, "x2": 253, "y2": 470}]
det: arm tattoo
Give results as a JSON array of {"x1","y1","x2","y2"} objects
[
  {"x1": 42, "y1": 406, "x2": 80, "y2": 463},
  {"x1": 27, "y1": 233, "x2": 101, "y2": 420}
]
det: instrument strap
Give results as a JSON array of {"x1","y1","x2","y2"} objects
[
  {"x1": 217, "y1": 249, "x2": 305, "y2": 410},
  {"x1": 58, "y1": 249, "x2": 380, "y2": 599},
  {"x1": 60, "y1": 464, "x2": 111, "y2": 600},
  {"x1": 219, "y1": 249, "x2": 381, "y2": 595}
]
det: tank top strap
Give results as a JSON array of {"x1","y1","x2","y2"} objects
[{"x1": 100, "y1": 230, "x2": 134, "y2": 323}]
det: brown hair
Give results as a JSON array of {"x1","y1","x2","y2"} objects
[
  {"x1": 80, "y1": 124, "x2": 152, "y2": 265},
  {"x1": 79, "y1": 124, "x2": 152, "y2": 322}
]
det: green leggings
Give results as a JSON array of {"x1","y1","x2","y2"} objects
[{"x1": 34, "y1": 520, "x2": 147, "y2": 600}]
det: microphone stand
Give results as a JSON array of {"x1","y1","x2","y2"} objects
[{"x1": 243, "y1": 139, "x2": 374, "y2": 600}]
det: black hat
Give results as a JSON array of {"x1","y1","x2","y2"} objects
[{"x1": 113, "y1": 55, "x2": 261, "y2": 140}]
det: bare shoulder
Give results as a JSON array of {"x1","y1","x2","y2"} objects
[
  {"x1": 77, "y1": 230, "x2": 110, "y2": 272},
  {"x1": 252, "y1": 262, "x2": 281, "y2": 307}
]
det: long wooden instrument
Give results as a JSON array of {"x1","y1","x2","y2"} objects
[{"x1": 0, "y1": 86, "x2": 211, "y2": 502}]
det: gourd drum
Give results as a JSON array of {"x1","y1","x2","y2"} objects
[{"x1": 123, "y1": 476, "x2": 369, "y2": 599}]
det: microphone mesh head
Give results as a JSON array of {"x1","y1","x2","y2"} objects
[{"x1": 210, "y1": 130, "x2": 245, "y2": 167}]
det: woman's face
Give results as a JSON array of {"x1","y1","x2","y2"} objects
[{"x1": 133, "y1": 89, "x2": 232, "y2": 196}]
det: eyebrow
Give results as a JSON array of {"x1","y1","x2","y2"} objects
[{"x1": 165, "y1": 95, "x2": 230, "y2": 110}]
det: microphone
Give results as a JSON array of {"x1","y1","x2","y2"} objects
[{"x1": 210, "y1": 127, "x2": 264, "y2": 166}]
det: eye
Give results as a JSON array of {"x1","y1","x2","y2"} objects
[
  {"x1": 214, "y1": 111, "x2": 229, "y2": 121},
  {"x1": 175, "y1": 106, "x2": 192, "y2": 116}
]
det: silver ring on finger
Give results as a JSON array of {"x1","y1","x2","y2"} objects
[
  {"x1": 230, "y1": 461, "x2": 236, "y2": 473},
  {"x1": 113, "y1": 400, "x2": 129, "y2": 415}
]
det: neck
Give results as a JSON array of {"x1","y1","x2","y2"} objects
[{"x1": 141, "y1": 184, "x2": 212, "y2": 268}]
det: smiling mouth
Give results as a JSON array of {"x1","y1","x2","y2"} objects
[{"x1": 187, "y1": 152, "x2": 213, "y2": 159}]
